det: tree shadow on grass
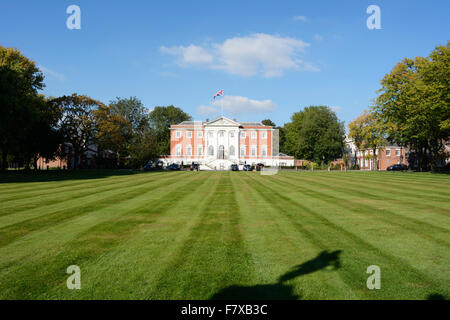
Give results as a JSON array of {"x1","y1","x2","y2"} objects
[
  {"x1": 210, "y1": 250, "x2": 342, "y2": 300},
  {"x1": 0, "y1": 169, "x2": 151, "y2": 183},
  {"x1": 427, "y1": 293, "x2": 447, "y2": 300}
]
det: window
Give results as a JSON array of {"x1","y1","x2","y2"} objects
[
  {"x1": 251, "y1": 132, "x2": 257, "y2": 139},
  {"x1": 197, "y1": 145, "x2": 203, "y2": 156},
  {"x1": 230, "y1": 131, "x2": 235, "y2": 138},
  {"x1": 240, "y1": 146, "x2": 246, "y2": 157},
  {"x1": 386, "y1": 149, "x2": 391, "y2": 156},
  {"x1": 229, "y1": 145, "x2": 235, "y2": 156},
  {"x1": 187, "y1": 131, "x2": 192, "y2": 138},
  {"x1": 262, "y1": 131, "x2": 267, "y2": 139},
  {"x1": 219, "y1": 131, "x2": 225, "y2": 138},
  {"x1": 395, "y1": 149, "x2": 400, "y2": 156},
  {"x1": 176, "y1": 145, "x2": 182, "y2": 156},
  {"x1": 176, "y1": 131, "x2": 181, "y2": 139},
  {"x1": 197, "y1": 131, "x2": 203, "y2": 138},
  {"x1": 208, "y1": 131, "x2": 214, "y2": 138},
  {"x1": 208, "y1": 145, "x2": 214, "y2": 156},
  {"x1": 261, "y1": 146, "x2": 267, "y2": 157},
  {"x1": 240, "y1": 132, "x2": 246, "y2": 138},
  {"x1": 251, "y1": 146, "x2": 257, "y2": 156},
  {"x1": 186, "y1": 145, "x2": 192, "y2": 156}
]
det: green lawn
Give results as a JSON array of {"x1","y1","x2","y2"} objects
[{"x1": 0, "y1": 170, "x2": 449, "y2": 300}]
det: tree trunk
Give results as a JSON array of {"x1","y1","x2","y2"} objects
[
  {"x1": 24, "y1": 153, "x2": 31, "y2": 171},
  {"x1": 33, "y1": 155, "x2": 38, "y2": 171},
  {"x1": 1, "y1": 146, "x2": 7, "y2": 171},
  {"x1": 73, "y1": 150, "x2": 79, "y2": 170},
  {"x1": 372, "y1": 148, "x2": 377, "y2": 171}
]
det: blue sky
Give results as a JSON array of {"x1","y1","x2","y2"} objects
[{"x1": 1, "y1": 0, "x2": 448, "y2": 127}]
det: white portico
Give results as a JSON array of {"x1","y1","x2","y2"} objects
[{"x1": 205, "y1": 117, "x2": 240, "y2": 160}]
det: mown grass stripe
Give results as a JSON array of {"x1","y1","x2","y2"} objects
[
  {"x1": 148, "y1": 172, "x2": 255, "y2": 300},
  {"x1": 277, "y1": 174, "x2": 450, "y2": 243},
  {"x1": 232, "y1": 173, "x2": 358, "y2": 299},
  {"x1": 246, "y1": 173, "x2": 449, "y2": 299},
  {"x1": 0, "y1": 171, "x2": 448, "y2": 299},
  {"x1": 326, "y1": 172, "x2": 450, "y2": 194},
  {"x1": 38, "y1": 172, "x2": 219, "y2": 299},
  {"x1": 0, "y1": 173, "x2": 187, "y2": 248},
  {"x1": 306, "y1": 173, "x2": 450, "y2": 214},
  {"x1": 0, "y1": 172, "x2": 168, "y2": 215},
  {"x1": 0, "y1": 173, "x2": 207, "y2": 299},
  {"x1": 0, "y1": 172, "x2": 167, "y2": 205},
  {"x1": 0, "y1": 173, "x2": 179, "y2": 226},
  {"x1": 0, "y1": 171, "x2": 144, "y2": 195},
  {"x1": 310, "y1": 172, "x2": 450, "y2": 202},
  {"x1": 267, "y1": 174, "x2": 450, "y2": 286}
]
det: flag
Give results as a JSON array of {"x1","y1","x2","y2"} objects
[{"x1": 213, "y1": 89, "x2": 224, "y2": 100}]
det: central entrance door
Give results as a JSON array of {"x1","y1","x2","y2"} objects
[{"x1": 218, "y1": 145, "x2": 225, "y2": 159}]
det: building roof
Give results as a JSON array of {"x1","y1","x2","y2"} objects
[
  {"x1": 240, "y1": 122, "x2": 264, "y2": 126},
  {"x1": 177, "y1": 121, "x2": 204, "y2": 125},
  {"x1": 172, "y1": 116, "x2": 272, "y2": 128}
]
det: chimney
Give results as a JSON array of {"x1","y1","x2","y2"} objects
[
  {"x1": 206, "y1": 118, "x2": 209, "y2": 122},
  {"x1": 233, "y1": 118, "x2": 237, "y2": 122}
]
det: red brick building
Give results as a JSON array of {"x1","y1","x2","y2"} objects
[{"x1": 355, "y1": 145, "x2": 408, "y2": 170}]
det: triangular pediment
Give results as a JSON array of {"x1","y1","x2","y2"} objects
[{"x1": 205, "y1": 116, "x2": 240, "y2": 126}]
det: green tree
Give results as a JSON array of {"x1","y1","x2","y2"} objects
[
  {"x1": 149, "y1": 106, "x2": 191, "y2": 155},
  {"x1": 348, "y1": 110, "x2": 386, "y2": 170},
  {"x1": 19, "y1": 94, "x2": 62, "y2": 170},
  {"x1": 374, "y1": 42, "x2": 450, "y2": 171},
  {"x1": 94, "y1": 104, "x2": 131, "y2": 166},
  {"x1": 128, "y1": 129, "x2": 159, "y2": 168},
  {"x1": 348, "y1": 113, "x2": 366, "y2": 166},
  {"x1": 284, "y1": 106, "x2": 345, "y2": 163},
  {"x1": 109, "y1": 97, "x2": 150, "y2": 137},
  {"x1": 0, "y1": 46, "x2": 45, "y2": 170},
  {"x1": 262, "y1": 119, "x2": 276, "y2": 127},
  {"x1": 52, "y1": 94, "x2": 103, "y2": 169}
]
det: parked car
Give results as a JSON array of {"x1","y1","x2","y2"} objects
[
  {"x1": 231, "y1": 164, "x2": 239, "y2": 171},
  {"x1": 255, "y1": 163, "x2": 265, "y2": 171},
  {"x1": 167, "y1": 163, "x2": 181, "y2": 171},
  {"x1": 387, "y1": 164, "x2": 408, "y2": 171},
  {"x1": 144, "y1": 160, "x2": 164, "y2": 171},
  {"x1": 243, "y1": 164, "x2": 253, "y2": 171},
  {"x1": 190, "y1": 162, "x2": 200, "y2": 171}
]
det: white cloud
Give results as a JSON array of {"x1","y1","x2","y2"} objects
[
  {"x1": 294, "y1": 59, "x2": 321, "y2": 72},
  {"x1": 197, "y1": 105, "x2": 218, "y2": 115},
  {"x1": 330, "y1": 105, "x2": 343, "y2": 113},
  {"x1": 293, "y1": 15, "x2": 308, "y2": 22},
  {"x1": 211, "y1": 95, "x2": 276, "y2": 114},
  {"x1": 160, "y1": 33, "x2": 316, "y2": 77},
  {"x1": 314, "y1": 34, "x2": 324, "y2": 41},
  {"x1": 38, "y1": 65, "x2": 65, "y2": 81},
  {"x1": 160, "y1": 44, "x2": 213, "y2": 66}
]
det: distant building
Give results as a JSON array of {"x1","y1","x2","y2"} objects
[
  {"x1": 160, "y1": 116, "x2": 294, "y2": 170},
  {"x1": 355, "y1": 145, "x2": 408, "y2": 171},
  {"x1": 36, "y1": 143, "x2": 113, "y2": 170}
]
